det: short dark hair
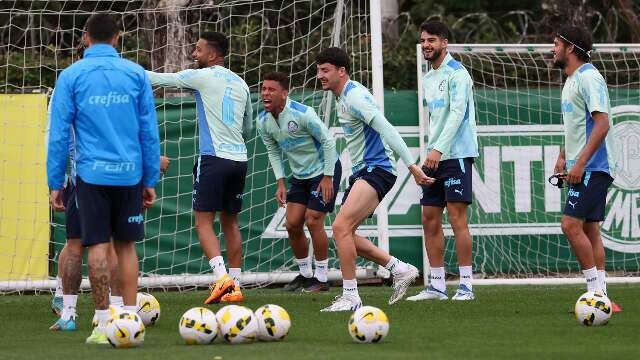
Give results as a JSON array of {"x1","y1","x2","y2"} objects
[
  {"x1": 316, "y1": 47, "x2": 350, "y2": 73},
  {"x1": 200, "y1": 32, "x2": 229, "y2": 57},
  {"x1": 556, "y1": 26, "x2": 592, "y2": 63},
  {"x1": 420, "y1": 20, "x2": 450, "y2": 40},
  {"x1": 263, "y1": 72, "x2": 290, "y2": 89},
  {"x1": 85, "y1": 13, "x2": 119, "y2": 42}
]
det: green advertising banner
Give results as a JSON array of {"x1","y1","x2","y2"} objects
[{"x1": 51, "y1": 89, "x2": 640, "y2": 276}]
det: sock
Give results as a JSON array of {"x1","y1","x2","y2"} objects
[
  {"x1": 55, "y1": 276, "x2": 63, "y2": 297},
  {"x1": 123, "y1": 305, "x2": 137, "y2": 313},
  {"x1": 429, "y1": 267, "x2": 446, "y2": 292},
  {"x1": 110, "y1": 295, "x2": 124, "y2": 308},
  {"x1": 61, "y1": 294, "x2": 78, "y2": 320},
  {"x1": 459, "y1": 266, "x2": 473, "y2": 291},
  {"x1": 384, "y1": 256, "x2": 409, "y2": 276},
  {"x1": 583, "y1": 267, "x2": 600, "y2": 293},
  {"x1": 95, "y1": 309, "x2": 111, "y2": 328},
  {"x1": 597, "y1": 270, "x2": 608, "y2": 296},
  {"x1": 295, "y1": 257, "x2": 313, "y2": 278},
  {"x1": 314, "y1": 259, "x2": 329, "y2": 282},
  {"x1": 209, "y1": 256, "x2": 227, "y2": 281},
  {"x1": 229, "y1": 268, "x2": 241, "y2": 287},
  {"x1": 342, "y1": 278, "x2": 359, "y2": 299}
]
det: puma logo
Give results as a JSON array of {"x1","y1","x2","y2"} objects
[
  {"x1": 454, "y1": 189, "x2": 463, "y2": 196},
  {"x1": 568, "y1": 201, "x2": 577, "y2": 209}
]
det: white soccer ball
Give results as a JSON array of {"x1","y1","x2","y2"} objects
[
  {"x1": 179, "y1": 307, "x2": 218, "y2": 345},
  {"x1": 106, "y1": 311, "x2": 146, "y2": 348},
  {"x1": 348, "y1": 306, "x2": 389, "y2": 343},
  {"x1": 91, "y1": 305, "x2": 123, "y2": 327},
  {"x1": 136, "y1": 292, "x2": 161, "y2": 326},
  {"x1": 575, "y1": 291, "x2": 612, "y2": 326},
  {"x1": 254, "y1": 304, "x2": 291, "y2": 341},
  {"x1": 217, "y1": 305, "x2": 258, "y2": 344}
]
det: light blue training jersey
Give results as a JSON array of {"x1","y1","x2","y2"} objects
[
  {"x1": 422, "y1": 52, "x2": 479, "y2": 160},
  {"x1": 147, "y1": 66, "x2": 253, "y2": 162},
  {"x1": 561, "y1": 63, "x2": 617, "y2": 175},
  {"x1": 257, "y1": 98, "x2": 337, "y2": 180}
]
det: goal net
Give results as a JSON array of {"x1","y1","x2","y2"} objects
[
  {"x1": 417, "y1": 44, "x2": 640, "y2": 282},
  {"x1": 0, "y1": 0, "x2": 383, "y2": 293}
]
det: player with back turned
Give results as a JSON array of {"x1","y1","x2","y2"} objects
[{"x1": 47, "y1": 14, "x2": 160, "y2": 344}]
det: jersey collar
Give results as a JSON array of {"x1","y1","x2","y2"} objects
[{"x1": 84, "y1": 44, "x2": 120, "y2": 58}]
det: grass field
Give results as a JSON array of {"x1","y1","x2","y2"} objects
[{"x1": 0, "y1": 284, "x2": 638, "y2": 359}]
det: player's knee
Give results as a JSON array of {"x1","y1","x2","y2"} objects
[
  {"x1": 331, "y1": 220, "x2": 351, "y2": 241},
  {"x1": 304, "y1": 213, "x2": 324, "y2": 231},
  {"x1": 560, "y1": 217, "x2": 579, "y2": 237},
  {"x1": 285, "y1": 220, "x2": 303, "y2": 234}
]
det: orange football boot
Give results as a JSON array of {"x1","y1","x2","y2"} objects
[
  {"x1": 204, "y1": 274, "x2": 235, "y2": 304},
  {"x1": 220, "y1": 285, "x2": 244, "y2": 302},
  {"x1": 611, "y1": 301, "x2": 623, "y2": 313}
]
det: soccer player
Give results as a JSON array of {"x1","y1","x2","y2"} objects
[
  {"x1": 257, "y1": 72, "x2": 341, "y2": 292},
  {"x1": 315, "y1": 47, "x2": 432, "y2": 312},
  {"x1": 407, "y1": 21, "x2": 479, "y2": 302},
  {"x1": 551, "y1": 26, "x2": 621, "y2": 312},
  {"x1": 146, "y1": 32, "x2": 253, "y2": 304},
  {"x1": 47, "y1": 14, "x2": 160, "y2": 343}
]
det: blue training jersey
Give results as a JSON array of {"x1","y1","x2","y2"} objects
[{"x1": 47, "y1": 44, "x2": 161, "y2": 189}]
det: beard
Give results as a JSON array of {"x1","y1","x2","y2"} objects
[
  {"x1": 423, "y1": 47, "x2": 443, "y2": 62},
  {"x1": 552, "y1": 54, "x2": 566, "y2": 69}
]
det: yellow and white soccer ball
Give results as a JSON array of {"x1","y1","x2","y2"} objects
[
  {"x1": 254, "y1": 304, "x2": 291, "y2": 341},
  {"x1": 179, "y1": 307, "x2": 218, "y2": 345},
  {"x1": 575, "y1": 291, "x2": 612, "y2": 326},
  {"x1": 91, "y1": 305, "x2": 122, "y2": 327},
  {"x1": 348, "y1": 306, "x2": 389, "y2": 343},
  {"x1": 106, "y1": 311, "x2": 146, "y2": 348},
  {"x1": 216, "y1": 305, "x2": 258, "y2": 344},
  {"x1": 136, "y1": 292, "x2": 161, "y2": 326}
]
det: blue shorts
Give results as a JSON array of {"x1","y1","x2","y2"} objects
[
  {"x1": 62, "y1": 180, "x2": 82, "y2": 240},
  {"x1": 287, "y1": 160, "x2": 342, "y2": 213},
  {"x1": 342, "y1": 166, "x2": 397, "y2": 213},
  {"x1": 420, "y1": 158, "x2": 473, "y2": 207},
  {"x1": 564, "y1": 171, "x2": 613, "y2": 222},
  {"x1": 193, "y1": 155, "x2": 247, "y2": 214},
  {"x1": 75, "y1": 177, "x2": 144, "y2": 247}
]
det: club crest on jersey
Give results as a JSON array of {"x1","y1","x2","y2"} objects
[
  {"x1": 439, "y1": 80, "x2": 446, "y2": 92},
  {"x1": 287, "y1": 121, "x2": 299, "y2": 133}
]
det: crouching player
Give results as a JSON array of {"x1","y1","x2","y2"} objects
[{"x1": 257, "y1": 72, "x2": 341, "y2": 292}]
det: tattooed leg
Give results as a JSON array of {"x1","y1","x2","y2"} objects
[
  {"x1": 87, "y1": 243, "x2": 110, "y2": 310},
  {"x1": 62, "y1": 239, "x2": 83, "y2": 295}
]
